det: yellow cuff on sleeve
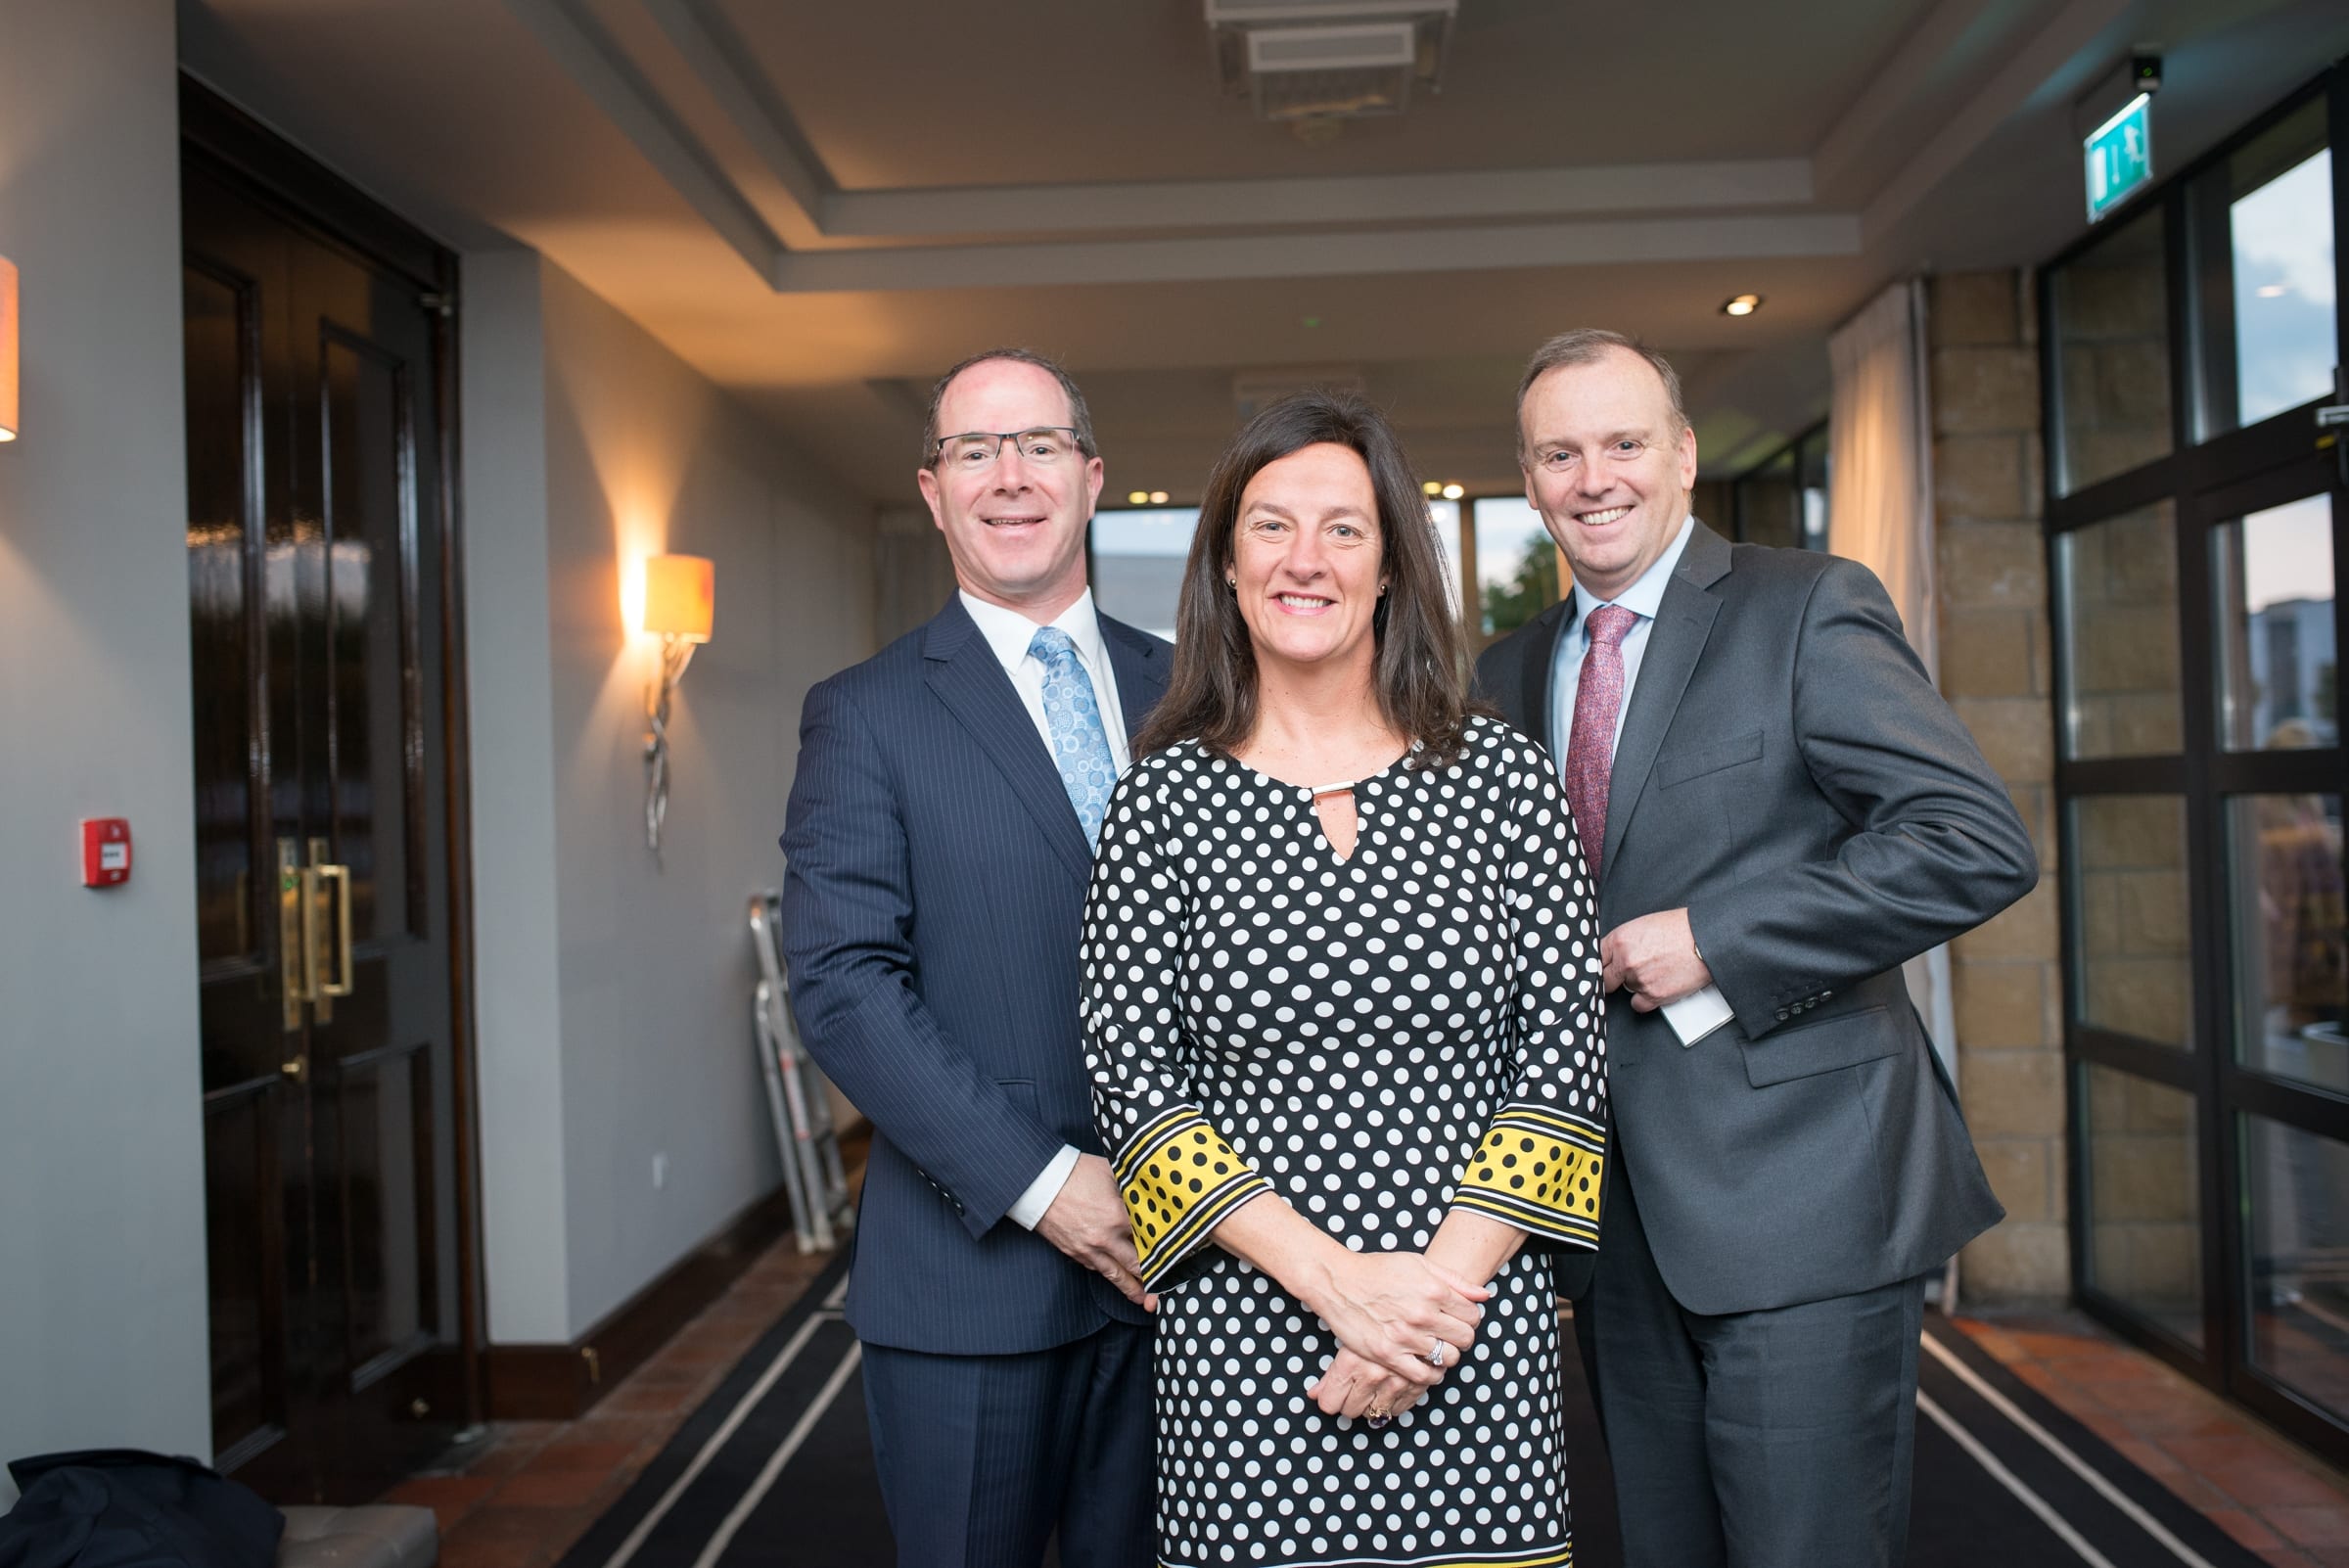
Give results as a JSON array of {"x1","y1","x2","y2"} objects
[
  {"x1": 1452, "y1": 1105, "x2": 1604, "y2": 1247},
  {"x1": 1114, "y1": 1107, "x2": 1270, "y2": 1288}
]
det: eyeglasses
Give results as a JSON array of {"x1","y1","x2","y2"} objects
[{"x1": 933, "y1": 427, "x2": 1084, "y2": 471}]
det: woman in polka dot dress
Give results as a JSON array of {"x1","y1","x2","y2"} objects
[{"x1": 1082, "y1": 392, "x2": 1608, "y2": 1568}]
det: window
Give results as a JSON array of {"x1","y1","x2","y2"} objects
[
  {"x1": 2055, "y1": 502, "x2": 2182, "y2": 759},
  {"x1": 2189, "y1": 96, "x2": 2337, "y2": 438},
  {"x1": 2216, "y1": 494, "x2": 2336, "y2": 751},
  {"x1": 2042, "y1": 68, "x2": 2349, "y2": 1464},
  {"x1": 1728, "y1": 422, "x2": 1830, "y2": 549},
  {"x1": 2083, "y1": 1063, "x2": 2203, "y2": 1349},
  {"x1": 2051, "y1": 204, "x2": 2174, "y2": 496},
  {"x1": 1090, "y1": 506, "x2": 1198, "y2": 641},
  {"x1": 2245, "y1": 1115, "x2": 2349, "y2": 1422},
  {"x1": 1470, "y1": 494, "x2": 1557, "y2": 640}
]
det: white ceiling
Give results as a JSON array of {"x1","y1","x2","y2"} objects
[
  {"x1": 740, "y1": 1, "x2": 1932, "y2": 186},
  {"x1": 178, "y1": 0, "x2": 2349, "y2": 505}
]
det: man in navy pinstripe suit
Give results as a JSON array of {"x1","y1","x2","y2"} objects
[{"x1": 781, "y1": 348, "x2": 1170, "y2": 1567}]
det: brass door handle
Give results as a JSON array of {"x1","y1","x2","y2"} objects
[
  {"x1": 278, "y1": 839, "x2": 310, "y2": 1031},
  {"x1": 316, "y1": 862, "x2": 354, "y2": 997},
  {"x1": 299, "y1": 865, "x2": 327, "y2": 1007}
]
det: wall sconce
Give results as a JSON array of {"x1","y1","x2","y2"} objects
[
  {"x1": 640, "y1": 553, "x2": 714, "y2": 855},
  {"x1": 1, "y1": 256, "x2": 19, "y2": 442}
]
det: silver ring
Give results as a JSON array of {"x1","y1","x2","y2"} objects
[{"x1": 1428, "y1": 1341, "x2": 1448, "y2": 1369}]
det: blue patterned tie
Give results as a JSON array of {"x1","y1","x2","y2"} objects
[{"x1": 1030, "y1": 626, "x2": 1117, "y2": 846}]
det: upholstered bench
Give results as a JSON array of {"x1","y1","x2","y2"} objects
[{"x1": 276, "y1": 1506, "x2": 438, "y2": 1568}]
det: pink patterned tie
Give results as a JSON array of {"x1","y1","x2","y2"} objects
[{"x1": 1564, "y1": 606, "x2": 1638, "y2": 879}]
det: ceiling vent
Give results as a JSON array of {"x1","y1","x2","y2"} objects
[{"x1": 1207, "y1": 1, "x2": 1457, "y2": 136}]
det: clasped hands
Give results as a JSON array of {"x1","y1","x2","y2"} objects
[{"x1": 1305, "y1": 1251, "x2": 1489, "y2": 1425}]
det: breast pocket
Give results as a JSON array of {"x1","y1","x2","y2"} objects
[{"x1": 1657, "y1": 728, "x2": 1765, "y2": 788}]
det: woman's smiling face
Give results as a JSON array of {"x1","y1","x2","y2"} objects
[{"x1": 1230, "y1": 441, "x2": 1388, "y2": 679}]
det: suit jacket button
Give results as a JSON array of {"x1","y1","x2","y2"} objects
[{"x1": 1775, "y1": 1008, "x2": 1789, "y2": 1022}]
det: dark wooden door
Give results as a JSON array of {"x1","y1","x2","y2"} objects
[{"x1": 183, "y1": 100, "x2": 478, "y2": 1501}]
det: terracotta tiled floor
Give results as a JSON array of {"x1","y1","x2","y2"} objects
[
  {"x1": 1954, "y1": 1310, "x2": 2349, "y2": 1568},
  {"x1": 381, "y1": 1245, "x2": 2349, "y2": 1568},
  {"x1": 380, "y1": 1238, "x2": 841, "y2": 1568}
]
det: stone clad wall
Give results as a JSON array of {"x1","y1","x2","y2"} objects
[{"x1": 1929, "y1": 271, "x2": 2069, "y2": 1299}]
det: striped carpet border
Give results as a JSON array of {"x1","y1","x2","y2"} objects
[
  {"x1": 1913, "y1": 1314, "x2": 2264, "y2": 1568},
  {"x1": 555, "y1": 1257, "x2": 868, "y2": 1568},
  {"x1": 555, "y1": 1255, "x2": 2274, "y2": 1568}
]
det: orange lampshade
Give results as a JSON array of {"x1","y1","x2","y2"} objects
[
  {"x1": 642, "y1": 553, "x2": 714, "y2": 641},
  {"x1": 0, "y1": 256, "x2": 18, "y2": 442}
]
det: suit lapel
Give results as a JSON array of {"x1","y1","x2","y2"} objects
[
  {"x1": 1602, "y1": 524, "x2": 1731, "y2": 876},
  {"x1": 1100, "y1": 615, "x2": 1170, "y2": 743},
  {"x1": 1520, "y1": 599, "x2": 1576, "y2": 754},
  {"x1": 922, "y1": 600, "x2": 1095, "y2": 883}
]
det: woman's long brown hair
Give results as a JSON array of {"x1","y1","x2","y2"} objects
[{"x1": 1132, "y1": 392, "x2": 1480, "y2": 769}]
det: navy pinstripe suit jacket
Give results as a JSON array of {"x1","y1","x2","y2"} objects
[{"x1": 780, "y1": 594, "x2": 1171, "y2": 1356}]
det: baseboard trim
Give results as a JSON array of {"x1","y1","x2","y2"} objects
[{"x1": 484, "y1": 1130, "x2": 864, "y2": 1420}]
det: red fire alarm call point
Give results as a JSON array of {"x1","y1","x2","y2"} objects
[{"x1": 81, "y1": 818, "x2": 132, "y2": 889}]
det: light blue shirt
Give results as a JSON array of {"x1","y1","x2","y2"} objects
[{"x1": 1549, "y1": 516, "x2": 1698, "y2": 775}]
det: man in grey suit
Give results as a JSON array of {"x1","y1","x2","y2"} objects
[{"x1": 1476, "y1": 330, "x2": 2036, "y2": 1568}]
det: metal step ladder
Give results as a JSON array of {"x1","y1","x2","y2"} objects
[{"x1": 749, "y1": 891, "x2": 853, "y2": 1252}]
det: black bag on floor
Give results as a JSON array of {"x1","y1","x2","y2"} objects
[{"x1": 0, "y1": 1451, "x2": 282, "y2": 1568}]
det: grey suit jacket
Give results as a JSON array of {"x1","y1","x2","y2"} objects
[{"x1": 1475, "y1": 523, "x2": 2034, "y2": 1315}]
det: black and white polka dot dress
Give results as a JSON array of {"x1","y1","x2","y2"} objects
[{"x1": 1082, "y1": 715, "x2": 1608, "y2": 1568}]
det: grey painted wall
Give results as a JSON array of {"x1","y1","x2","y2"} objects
[
  {"x1": 0, "y1": 22, "x2": 880, "y2": 1478},
  {"x1": 873, "y1": 502, "x2": 955, "y2": 647},
  {"x1": 0, "y1": 0, "x2": 212, "y2": 1501},
  {"x1": 466, "y1": 255, "x2": 876, "y2": 1343},
  {"x1": 461, "y1": 252, "x2": 574, "y2": 1344}
]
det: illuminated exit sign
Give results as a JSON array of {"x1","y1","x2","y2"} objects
[{"x1": 2086, "y1": 94, "x2": 2153, "y2": 222}]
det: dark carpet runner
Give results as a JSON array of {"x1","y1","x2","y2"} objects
[{"x1": 557, "y1": 1256, "x2": 2263, "y2": 1567}]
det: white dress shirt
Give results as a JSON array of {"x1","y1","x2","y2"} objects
[
  {"x1": 957, "y1": 587, "x2": 1129, "y2": 1228},
  {"x1": 1548, "y1": 515, "x2": 1698, "y2": 771}
]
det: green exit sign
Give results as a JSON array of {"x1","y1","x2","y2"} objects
[{"x1": 2085, "y1": 94, "x2": 2154, "y2": 221}]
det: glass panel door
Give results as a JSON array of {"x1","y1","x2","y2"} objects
[
  {"x1": 2046, "y1": 63, "x2": 2349, "y2": 1466},
  {"x1": 2246, "y1": 1113, "x2": 2349, "y2": 1420}
]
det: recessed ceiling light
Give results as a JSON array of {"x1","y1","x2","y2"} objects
[
  {"x1": 1421, "y1": 481, "x2": 1442, "y2": 497},
  {"x1": 1722, "y1": 294, "x2": 1764, "y2": 317},
  {"x1": 1127, "y1": 490, "x2": 1149, "y2": 505},
  {"x1": 1149, "y1": 490, "x2": 1171, "y2": 505},
  {"x1": 1441, "y1": 483, "x2": 1465, "y2": 500}
]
